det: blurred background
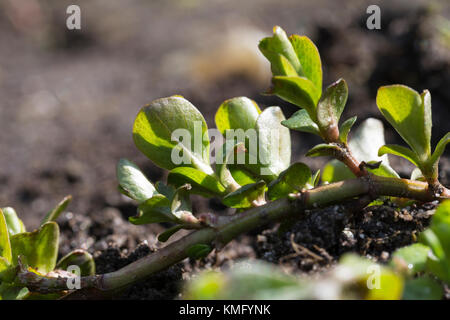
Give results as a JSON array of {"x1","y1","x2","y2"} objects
[{"x1": 0, "y1": 0, "x2": 449, "y2": 239}]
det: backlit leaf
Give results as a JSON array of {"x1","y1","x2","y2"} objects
[
  {"x1": 222, "y1": 181, "x2": 266, "y2": 208},
  {"x1": 168, "y1": 167, "x2": 226, "y2": 197},
  {"x1": 10, "y1": 222, "x2": 59, "y2": 274},
  {"x1": 117, "y1": 158, "x2": 156, "y2": 203},
  {"x1": 215, "y1": 97, "x2": 261, "y2": 136},
  {"x1": 281, "y1": 109, "x2": 320, "y2": 136},
  {"x1": 133, "y1": 96, "x2": 213, "y2": 174},
  {"x1": 268, "y1": 163, "x2": 311, "y2": 200},
  {"x1": 129, "y1": 195, "x2": 174, "y2": 225},
  {"x1": 376, "y1": 85, "x2": 432, "y2": 159}
]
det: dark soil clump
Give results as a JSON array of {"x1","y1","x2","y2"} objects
[
  {"x1": 255, "y1": 201, "x2": 438, "y2": 274},
  {"x1": 94, "y1": 243, "x2": 183, "y2": 300}
]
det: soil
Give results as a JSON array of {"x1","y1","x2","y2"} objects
[{"x1": 0, "y1": 0, "x2": 449, "y2": 299}]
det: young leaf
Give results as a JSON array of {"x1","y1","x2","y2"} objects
[
  {"x1": 402, "y1": 277, "x2": 443, "y2": 300},
  {"x1": 117, "y1": 158, "x2": 156, "y2": 203},
  {"x1": 430, "y1": 132, "x2": 450, "y2": 166},
  {"x1": 259, "y1": 26, "x2": 303, "y2": 77},
  {"x1": 410, "y1": 168, "x2": 425, "y2": 181},
  {"x1": 378, "y1": 145, "x2": 420, "y2": 167},
  {"x1": 216, "y1": 142, "x2": 245, "y2": 192},
  {"x1": 40, "y1": 195, "x2": 72, "y2": 226},
  {"x1": 339, "y1": 116, "x2": 357, "y2": 143},
  {"x1": 133, "y1": 96, "x2": 213, "y2": 174},
  {"x1": 56, "y1": 249, "x2": 95, "y2": 276},
  {"x1": 270, "y1": 76, "x2": 320, "y2": 115},
  {"x1": 158, "y1": 225, "x2": 183, "y2": 243},
  {"x1": 222, "y1": 181, "x2": 266, "y2": 208},
  {"x1": 155, "y1": 181, "x2": 176, "y2": 200},
  {"x1": 10, "y1": 222, "x2": 59, "y2": 274},
  {"x1": 305, "y1": 143, "x2": 341, "y2": 157},
  {"x1": 310, "y1": 169, "x2": 321, "y2": 187},
  {"x1": 215, "y1": 97, "x2": 261, "y2": 135},
  {"x1": 289, "y1": 34, "x2": 322, "y2": 93},
  {"x1": 322, "y1": 159, "x2": 355, "y2": 183},
  {"x1": 316, "y1": 79, "x2": 348, "y2": 140},
  {"x1": 254, "y1": 107, "x2": 291, "y2": 177},
  {"x1": 281, "y1": 109, "x2": 320, "y2": 136},
  {"x1": 168, "y1": 167, "x2": 226, "y2": 197},
  {"x1": 267, "y1": 163, "x2": 311, "y2": 200},
  {"x1": 390, "y1": 243, "x2": 430, "y2": 275},
  {"x1": 366, "y1": 161, "x2": 400, "y2": 178},
  {"x1": 2, "y1": 207, "x2": 26, "y2": 236},
  {"x1": 187, "y1": 244, "x2": 212, "y2": 260},
  {"x1": 427, "y1": 201, "x2": 450, "y2": 259},
  {"x1": 0, "y1": 209, "x2": 12, "y2": 263},
  {"x1": 170, "y1": 185, "x2": 193, "y2": 219},
  {"x1": 129, "y1": 195, "x2": 174, "y2": 225},
  {"x1": 376, "y1": 85, "x2": 432, "y2": 159}
]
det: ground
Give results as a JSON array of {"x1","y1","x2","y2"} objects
[{"x1": 0, "y1": 0, "x2": 449, "y2": 299}]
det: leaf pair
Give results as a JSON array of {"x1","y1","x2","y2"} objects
[
  {"x1": 259, "y1": 26, "x2": 322, "y2": 117},
  {"x1": 259, "y1": 26, "x2": 322, "y2": 119},
  {"x1": 117, "y1": 159, "x2": 198, "y2": 234},
  {"x1": 377, "y1": 85, "x2": 449, "y2": 182},
  {"x1": 1, "y1": 200, "x2": 95, "y2": 299},
  {"x1": 215, "y1": 97, "x2": 291, "y2": 184}
]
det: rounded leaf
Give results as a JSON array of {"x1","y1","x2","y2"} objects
[{"x1": 133, "y1": 96, "x2": 212, "y2": 173}]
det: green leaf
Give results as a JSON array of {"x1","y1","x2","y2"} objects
[
  {"x1": 411, "y1": 168, "x2": 425, "y2": 181},
  {"x1": 155, "y1": 181, "x2": 176, "y2": 200},
  {"x1": 216, "y1": 142, "x2": 245, "y2": 191},
  {"x1": 310, "y1": 169, "x2": 321, "y2": 187},
  {"x1": 158, "y1": 225, "x2": 183, "y2": 243},
  {"x1": 339, "y1": 116, "x2": 357, "y2": 143},
  {"x1": 56, "y1": 249, "x2": 95, "y2": 276},
  {"x1": 170, "y1": 185, "x2": 193, "y2": 219},
  {"x1": 187, "y1": 244, "x2": 212, "y2": 260},
  {"x1": 228, "y1": 166, "x2": 259, "y2": 187},
  {"x1": 270, "y1": 76, "x2": 320, "y2": 115},
  {"x1": 10, "y1": 222, "x2": 59, "y2": 274},
  {"x1": 222, "y1": 181, "x2": 266, "y2": 208},
  {"x1": 258, "y1": 26, "x2": 303, "y2": 77},
  {"x1": 133, "y1": 96, "x2": 213, "y2": 174},
  {"x1": 2, "y1": 207, "x2": 26, "y2": 236},
  {"x1": 402, "y1": 277, "x2": 443, "y2": 300},
  {"x1": 391, "y1": 243, "x2": 430, "y2": 275},
  {"x1": 168, "y1": 167, "x2": 226, "y2": 197},
  {"x1": 430, "y1": 132, "x2": 450, "y2": 166},
  {"x1": 117, "y1": 158, "x2": 156, "y2": 203},
  {"x1": 378, "y1": 144, "x2": 421, "y2": 167},
  {"x1": 129, "y1": 195, "x2": 174, "y2": 225},
  {"x1": 0, "y1": 209, "x2": 12, "y2": 263},
  {"x1": 306, "y1": 143, "x2": 341, "y2": 157},
  {"x1": 316, "y1": 79, "x2": 348, "y2": 136},
  {"x1": 40, "y1": 195, "x2": 72, "y2": 226},
  {"x1": 215, "y1": 97, "x2": 261, "y2": 135},
  {"x1": 289, "y1": 34, "x2": 322, "y2": 93},
  {"x1": 254, "y1": 107, "x2": 291, "y2": 178},
  {"x1": 366, "y1": 161, "x2": 400, "y2": 178},
  {"x1": 428, "y1": 201, "x2": 450, "y2": 259},
  {"x1": 281, "y1": 109, "x2": 320, "y2": 136},
  {"x1": 0, "y1": 256, "x2": 9, "y2": 275},
  {"x1": 349, "y1": 118, "x2": 388, "y2": 164},
  {"x1": 322, "y1": 159, "x2": 355, "y2": 183},
  {"x1": 0, "y1": 283, "x2": 29, "y2": 300},
  {"x1": 267, "y1": 163, "x2": 311, "y2": 200},
  {"x1": 376, "y1": 85, "x2": 432, "y2": 159}
]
